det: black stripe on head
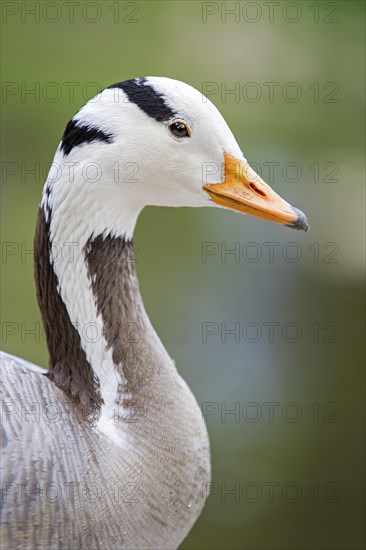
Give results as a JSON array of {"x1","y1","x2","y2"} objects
[
  {"x1": 61, "y1": 119, "x2": 113, "y2": 156},
  {"x1": 108, "y1": 78, "x2": 176, "y2": 122}
]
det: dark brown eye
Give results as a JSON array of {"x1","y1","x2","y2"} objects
[{"x1": 169, "y1": 120, "x2": 190, "y2": 138}]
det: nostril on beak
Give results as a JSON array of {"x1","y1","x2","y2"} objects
[{"x1": 249, "y1": 182, "x2": 267, "y2": 199}]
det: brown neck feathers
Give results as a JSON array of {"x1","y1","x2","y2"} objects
[
  {"x1": 34, "y1": 207, "x2": 143, "y2": 421},
  {"x1": 84, "y1": 233, "x2": 142, "y2": 368}
]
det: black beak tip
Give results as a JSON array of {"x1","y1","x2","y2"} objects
[{"x1": 285, "y1": 207, "x2": 310, "y2": 232}]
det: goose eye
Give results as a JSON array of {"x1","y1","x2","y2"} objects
[{"x1": 169, "y1": 120, "x2": 190, "y2": 138}]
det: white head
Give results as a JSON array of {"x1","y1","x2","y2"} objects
[{"x1": 43, "y1": 76, "x2": 308, "y2": 240}]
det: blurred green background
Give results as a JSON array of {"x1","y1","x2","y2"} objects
[{"x1": 1, "y1": 1, "x2": 365, "y2": 549}]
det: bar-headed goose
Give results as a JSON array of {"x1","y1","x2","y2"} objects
[{"x1": 0, "y1": 77, "x2": 308, "y2": 549}]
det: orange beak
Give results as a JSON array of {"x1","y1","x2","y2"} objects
[{"x1": 203, "y1": 152, "x2": 309, "y2": 231}]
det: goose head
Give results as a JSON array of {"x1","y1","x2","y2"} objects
[{"x1": 46, "y1": 76, "x2": 309, "y2": 237}]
